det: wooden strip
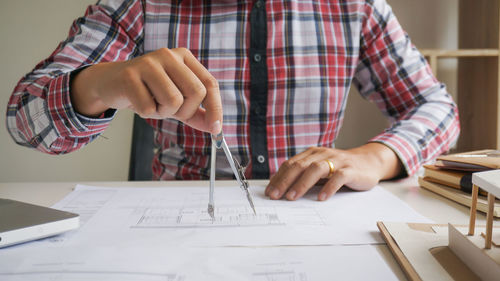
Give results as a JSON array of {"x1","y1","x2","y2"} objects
[
  {"x1": 377, "y1": 222, "x2": 422, "y2": 281},
  {"x1": 498, "y1": 0, "x2": 500, "y2": 150},
  {"x1": 480, "y1": 232, "x2": 500, "y2": 248},
  {"x1": 469, "y1": 184, "x2": 479, "y2": 235},
  {"x1": 429, "y1": 55, "x2": 438, "y2": 75},
  {"x1": 420, "y1": 49, "x2": 499, "y2": 58},
  {"x1": 485, "y1": 193, "x2": 496, "y2": 249}
]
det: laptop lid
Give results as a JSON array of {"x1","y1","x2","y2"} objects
[{"x1": 0, "y1": 198, "x2": 79, "y2": 248}]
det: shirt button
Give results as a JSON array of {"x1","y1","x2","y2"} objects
[
  {"x1": 255, "y1": 1, "x2": 263, "y2": 8},
  {"x1": 257, "y1": 155, "x2": 266, "y2": 164},
  {"x1": 253, "y1": 53, "x2": 262, "y2": 63}
]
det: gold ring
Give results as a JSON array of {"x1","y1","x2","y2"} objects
[{"x1": 325, "y1": 159, "x2": 335, "y2": 178}]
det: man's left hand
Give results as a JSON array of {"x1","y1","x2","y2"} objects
[{"x1": 264, "y1": 143, "x2": 403, "y2": 201}]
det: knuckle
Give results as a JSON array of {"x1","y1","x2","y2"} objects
[
  {"x1": 310, "y1": 161, "x2": 322, "y2": 170},
  {"x1": 157, "y1": 47, "x2": 171, "y2": 56},
  {"x1": 140, "y1": 106, "x2": 156, "y2": 117},
  {"x1": 189, "y1": 83, "x2": 207, "y2": 99},
  {"x1": 281, "y1": 161, "x2": 293, "y2": 170},
  {"x1": 173, "y1": 47, "x2": 191, "y2": 57},
  {"x1": 203, "y1": 76, "x2": 219, "y2": 90},
  {"x1": 157, "y1": 47, "x2": 176, "y2": 60},
  {"x1": 336, "y1": 169, "x2": 349, "y2": 179},
  {"x1": 170, "y1": 93, "x2": 184, "y2": 111},
  {"x1": 342, "y1": 159, "x2": 354, "y2": 169},
  {"x1": 121, "y1": 67, "x2": 137, "y2": 81},
  {"x1": 292, "y1": 160, "x2": 308, "y2": 170},
  {"x1": 140, "y1": 56, "x2": 156, "y2": 68},
  {"x1": 307, "y1": 146, "x2": 317, "y2": 152}
]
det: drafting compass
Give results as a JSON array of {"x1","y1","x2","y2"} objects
[{"x1": 208, "y1": 131, "x2": 256, "y2": 220}]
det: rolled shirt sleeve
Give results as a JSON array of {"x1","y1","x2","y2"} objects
[
  {"x1": 353, "y1": 0, "x2": 460, "y2": 176},
  {"x1": 6, "y1": 0, "x2": 143, "y2": 154}
]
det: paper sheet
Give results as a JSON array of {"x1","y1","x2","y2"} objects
[
  {"x1": 0, "y1": 183, "x2": 425, "y2": 280},
  {"x1": 42, "y1": 183, "x2": 431, "y2": 247},
  {"x1": 0, "y1": 245, "x2": 398, "y2": 281}
]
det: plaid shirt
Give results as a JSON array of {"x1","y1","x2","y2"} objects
[{"x1": 6, "y1": 0, "x2": 460, "y2": 180}]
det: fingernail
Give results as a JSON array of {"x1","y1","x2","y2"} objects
[
  {"x1": 211, "y1": 120, "x2": 221, "y2": 134},
  {"x1": 287, "y1": 190, "x2": 296, "y2": 200},
  {"x1": 265, "y1": 186, "x2": 273, "y2": 196},
  {"x1": 271, "y1": 189, "x2": 280, "y2": 199},
  {"x1": 319, "y1": 192, "x2": 327, "y2": 201}
]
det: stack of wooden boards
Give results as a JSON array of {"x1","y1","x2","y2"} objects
[{"x1": 419, "y1": 149, "x2": 500, "y2": 217}]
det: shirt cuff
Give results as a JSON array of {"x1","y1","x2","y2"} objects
[
  {"x1": 369, "y1": 132, "x2": 421, "y2": 177},
  {"x1": 46, "y1": 71, "x2": 115, "y2": 138}
]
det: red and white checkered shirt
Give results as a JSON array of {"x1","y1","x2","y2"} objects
[{"x1": 6, "y1": 0, "x2": 460, "y2": 180}]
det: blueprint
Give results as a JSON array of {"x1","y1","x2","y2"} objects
[
  {"x1": 22, "y1": 183, "x2": 430, "y2": 247},
  {"x1": 15, "y1": 183, "x2": 431, "y2": 247},
  {"x1": 0, "y1": 183, "x2": 427, "y2": 280}
]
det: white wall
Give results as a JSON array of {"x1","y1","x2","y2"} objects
[{"x1": 0, "y1": 0, "x2": 458, "y2": 182}]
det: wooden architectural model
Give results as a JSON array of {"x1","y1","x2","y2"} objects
[{"x1": 448, "y1": 170, "x2": 500, "y2": 281}]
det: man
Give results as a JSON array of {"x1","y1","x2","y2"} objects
[{"x1": 6, "y1": 0, "x2": 460, "y2": 201}]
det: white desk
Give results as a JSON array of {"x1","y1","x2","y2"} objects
[{"x1": 0, "y1": 177, "x2": 486, "y2": 280}]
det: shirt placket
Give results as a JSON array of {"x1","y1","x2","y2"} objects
[{"x1": 249, "y1": 0, "x2": 269, "y2": 179}]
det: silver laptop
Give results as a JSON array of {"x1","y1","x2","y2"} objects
[{"x1": 0, "y1": 198, "x2": 79, "y2": 248}]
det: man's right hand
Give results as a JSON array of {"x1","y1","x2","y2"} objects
[{"x1": 71, "y1": 48, "x2": 223, "y2": 134}]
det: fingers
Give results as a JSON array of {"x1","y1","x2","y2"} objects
[
  {"x1": 318, "y1": 168, "x2": 351, "y2": 201},
  {"x1": 270, "y1": 158, "x2": 350, "y2": 202},
  {"x1": 183, "y1": 50, "x2": 223, "y2": 134},
  {"x1": 157, "y1": 49, "x2": 206, "y2": 119},
  {"x1": 265, "y1": 146, "x2": 383, "y2": 202},
  {"x1": 284, "y1": 161, "x2": 330, "y2": 201},
  {"x1": 122, "y1": 68, "x2": 157, "y2": 118},
  {"x1": 140, "y1": 61, "x2": 183, "y2": 117},
  {"x1": 80, "y1": 48, "x2": 221, "y2": 129},
  {"x1": 155, "y1": 48, "x2": 222, "y2": 134},
  {"x1": 266, "y1": 149, "x2": 327, "y2": 200},
  {"x1": 180, "y1": 107, "x2": 210, "y2": 132},
  {"x1": 265, "y1": 148, "x2": 315, "y2": 196}
]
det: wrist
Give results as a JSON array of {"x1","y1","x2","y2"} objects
[
  {"x1": 71, "y1": 64, "x2": 109, "y2": 117},
  {"x1": 349, "y1": 142, "x2": 403, "y2": 180}
]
